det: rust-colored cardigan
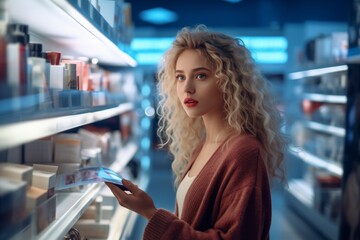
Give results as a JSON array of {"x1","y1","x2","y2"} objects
[{"x1": 143, "y1": 134, "x2": 271, "y2": 240}]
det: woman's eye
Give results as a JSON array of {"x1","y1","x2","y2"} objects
[
  {"x1": 176, "y1": 75, "x2": 185, "y2": 81},
  {"x1": 196, "y1": 74, "x2": 206, "y2": 80}
]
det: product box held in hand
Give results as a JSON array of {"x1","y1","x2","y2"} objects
[{"x1": 55, "y1": 167, "x2": 127, "y2": 191}]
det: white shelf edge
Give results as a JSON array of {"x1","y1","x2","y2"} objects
[
  {"x1": 0, "y1": 102, "x2": 134, "y2": 151},
  {"x1": 8, "y1": 0, "x2": 136, "y2": 67},
  {"x1": 36, "y1": 141, "x2": 138, "y2": 240},
  {"x1": 288, "y1": 65, "x2": 348, "y2": 80},
  {"x1": 304, "y1": 121, "x2": 346, "y2": 137},
  {"x1": 303, "y1": 93, "x2": 347, "y2": 104},
  {"x1": 287, "y1": 179, "x2": 313, "y2": 207},
  {"x1": 289, "y1": 145, "x2": 343, "y2": 176}
]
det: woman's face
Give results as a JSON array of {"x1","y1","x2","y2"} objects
[{"x1": 175, "y1": 49, "x2": 224, "y2": 119}]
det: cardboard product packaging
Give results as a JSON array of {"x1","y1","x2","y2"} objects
[
  {"x1": 0, "y1": 177, "x2": 27, "y2": 226},
  {"x1": 0, "y1": 163, "x2": 33, "y2": 187},
  {"x1": 5, "y1": 146, "x2": 22, "y2": 164},
  {"x1": 26, "y1": 186, "x2": 48, "y2": 210},
  {"x1": 54, "y1": 133, "x2": 81, "y2": 164},
  {"x1": 74, "y1": 219, "x2": 110, "y2": 239},
  {"x1": 32, "y1": 164, "x2": 58, "y2": 198},
  {"x1": 24, "y1": 136, "x2": 54, "y2": 164},
  {"x1": 33, "y1": 194, "x2": 56, "y2": 234}
]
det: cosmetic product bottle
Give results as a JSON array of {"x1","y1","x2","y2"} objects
[
  {"x1": 0, "y1": 0, "x2": 7, "y2": 83},
  {"x1": 42, "y1": 52, "x2": 51, "y2": 89},
  {"x1": 60, "y1": 63, "x2": 78, "y2": 107},
  {"x1": 6, "y1": 24, "x2": 29, "y2": 96},
  {"x1": 46, "y1": 51, "x2": 64, "y2": 89},
  {"x1": 6, "y1": 34, "x2": 27, "y2": 95},
  {"x1": 46, "y1": 51, "x2": 64, "y2": 108},
  {"x1": 0, "y1": 22, "x2": 6, "y2": 83},
  {"x1": 28, "y1": 43, "x2": 46, "y2": 107},
  {"x1": 64, "y1": 63, "x2": 78, "y2": 90}
]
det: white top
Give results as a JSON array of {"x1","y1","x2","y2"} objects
[{"x1": 176, "y1": 172, "x2": 196, "y2": 219}]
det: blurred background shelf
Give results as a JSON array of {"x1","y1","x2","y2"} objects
[
  {"x1": 289, "y1": 145, "x2": 343, "y2": 176},
  {"x1": 302, "y1": 93, "x2": 347, "y2": 104},
  {"x1": 285, "y1": 179, "x2": 339, "y2": 240},
  {"x1": 304, "y1": 120, "x2": 345, "y2": 137}
]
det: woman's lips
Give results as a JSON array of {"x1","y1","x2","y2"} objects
[{"x1": 184, "y1": 98, "x2": 198, "y2": 107}]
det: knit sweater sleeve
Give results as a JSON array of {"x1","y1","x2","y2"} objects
[{"x1": 143, "y1": 185, "x2": 268, "y2": 240}]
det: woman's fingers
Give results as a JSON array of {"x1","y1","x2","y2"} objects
[
  {"x1": 105, "y1": 182, "x2": 129, "y2": 205},
  {"x1": 121, "y1": 179, "x2": 140, "y2": 194},
  {"x1": 105, "y1": 180, "x2": 157, "y2": 220}
]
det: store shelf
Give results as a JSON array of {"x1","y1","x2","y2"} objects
[
  {"x1": 0, "y1": 102, "x2": 134, "y2": 151},
  {"x1": 304, "y1": 121, "x2": 345, "y2": 137},
  {"x1": 289, "y1": 145, "x2": 343, "y2": 176},
  {"x1": 287, "y1": 179, "x2": 314, "y2": 207},
  {"x1": 302, "y1": 93, "x2": 347, "y2": 104},
  {"x1": 8, "y1": 0, "x2": 136, "y2": 67},
  {"x1": 288, "y1": 64, "x2": 348, "y2": 80},
  {"x1": 37, "y1": 141, "x2": 138, "y2": 240},
  {"x1": 285, "y1": 179, "x2": 339, "y2": 240}
]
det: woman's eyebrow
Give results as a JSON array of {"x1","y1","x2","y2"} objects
[{"x1": 175, "y1": 67, "x2": 211, "y2": 73}]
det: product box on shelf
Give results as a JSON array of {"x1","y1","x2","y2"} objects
[
  {"x1": 5, "y1": 145, "x2": 22, "y2": 164},
  {"x1": 98, "y1": 0, "x2": 115, "y2": 27},
  {"x1": 0, "y1": 162, "x2": 33, "y2": 186},
  {"x1": 54, "y1": 133, "x2": 81, "y2": 164},
  {"x1": 74, "y1": 219, "x2": 111, "y2": 239},
  {"x1": 0, "y1": 177, "x2": 30, "y2": 240},
  {"x1": 26, "y1": 186, "x2": 47, "y2": 210},
  {"x1": 24, "y1": 136, "x2": 54, "y2": 164},
  {"x1": 79, "y1": 126, "x2": 111, "y2": 161},
  {"x1": 32, "y1": 164, "x2": 58, "y2": 198},
  {"x1": 32, "y1": 193, "x2": 57, "y2": 234},
  {"x1": 313, "y1": 174, "x2": 342, "y2": 221}
]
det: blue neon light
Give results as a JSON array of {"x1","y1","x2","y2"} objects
[{"x1": 132, "y1": 36, "x2": 288, "y2": 65}]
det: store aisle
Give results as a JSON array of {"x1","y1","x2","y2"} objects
[{"x1": 127, "y1": 150, "x2": 327, "y2": 240}]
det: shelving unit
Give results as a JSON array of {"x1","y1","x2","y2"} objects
[
  {"x1": 36, "y1": 141, "x2": 138, "y2": 240},
  {"x1": 8, "y1": 0, "x2": 137, "y2": 67},
  {"x1": 1, "y1": 1, "x2": 141, "y2": 239},
  {"x1": 285, "y1": 64, "x2": 347, "y2": 240}
]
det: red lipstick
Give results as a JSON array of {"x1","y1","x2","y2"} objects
[{"x1": 184, "y1": 98, "x2": 198, "y2": 107}]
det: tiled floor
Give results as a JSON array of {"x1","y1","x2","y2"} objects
[{"x1": 126, "y1": 150, "x2": 327, "y2": 240}]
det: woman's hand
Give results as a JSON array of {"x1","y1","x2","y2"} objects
[{"x1": 105, "y1": 179, "x2": 157, "y2": 220}]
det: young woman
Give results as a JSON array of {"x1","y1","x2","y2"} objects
[{"x1": 106, "y1": 25, "x2": 288, "y2": 240}]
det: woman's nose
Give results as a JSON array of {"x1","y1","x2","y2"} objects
[{"x1": 184, "y1": 80, "x2": 195, "y2": 94}]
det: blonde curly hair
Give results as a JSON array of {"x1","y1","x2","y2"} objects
[{"x1": 156, "y1": 25, "x2": 288, "y2": 187}]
